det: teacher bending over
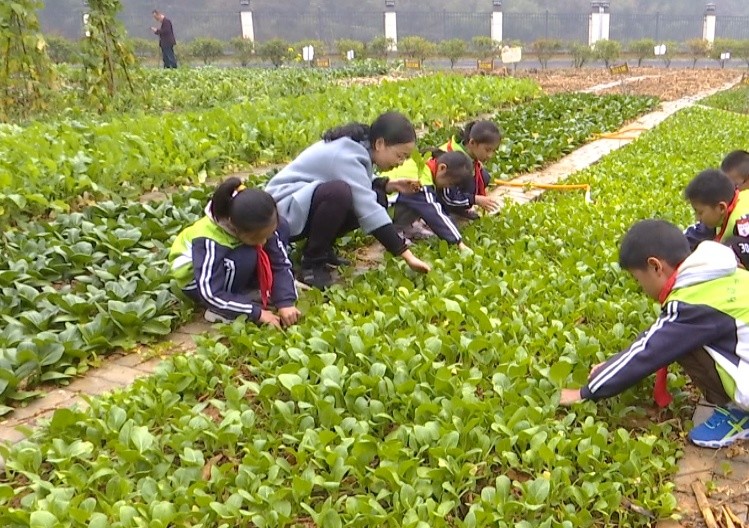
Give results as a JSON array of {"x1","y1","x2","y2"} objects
[{"x1": 265, "y1": 111, "x2": 431, "y2": 289}]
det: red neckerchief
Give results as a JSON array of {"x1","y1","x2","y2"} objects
[
  {"x1": 256, "y1": 246, "x2": 273, "y2": 309},
  {"x1": 426, "y1": 157, "x2": 438, "y2": 183},
  {"x1": 715, "y1": 190, "x2": 740, "y2": 241},
  {"x1": 651, "y1": 265, "x2": 683, "y2": 408},
  {"x1": 446, "y1": 138, "x2": 486, "y2": 196}
]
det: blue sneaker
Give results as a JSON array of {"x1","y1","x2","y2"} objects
[{"x1": 688, "y1": 407, "x2": 749, "y2": 449}]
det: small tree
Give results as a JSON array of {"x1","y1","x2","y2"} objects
[
  {"x1": 658, "y1": 41, "x2": 678, "y2": 69},
  {"x1": 230, "y1": 37, "x2": 254, "y2": 66},
  {"x1": 594, "y1": 39, "x2": 621, "y2": 68},
  {"x1": 335, "y1": 38, "x2": 365, "y2": 60},
  {"x1": 80, "y1": 0, "x2": 137, "y2": 110},
  {"x1": 570, "y1": 42, "x2": 592, "y2": 68},
  {"x1": 0, "y1": 0, "x2": 56, "y2": 120},
  {"x1": 627, "y1": 38, "x2": 655, "y2": 67},
  {"x1": 258, "y1": 38, "x2": 293, "y2": 67},
  {"x1": 129, "y1": 37, "x2": 159, "y2": 61},
  {"x1": 532, "y1": 38, "x2": 561, "y2": 70},
  {"x1": 685, "y1": 38, "x2": 709, "y2": 68},
  {"x1": 188, "y1": 38, "x2": 225, "y2": 65},
  {"x1": 368, "y1": 36, "x2": 392, "y2": 59},
  {"x1": 471, "y1": 36, "x2": 498, "y2": 58},
  {"x1": 710, "y1": 38, "x2": 737, "y2": 69},
  {"x1": 733, "y1": 39, "x2": 749, "y2": 68},
  {"x1": 45, "y1": 35, "x2": 80, "y2": 64},
  {"x1": 399, "y1": 36, "x2": 436, "y2": 62},
  {"x1": 294, "y1": 39, "x2": 327, "y2": 58},
  {"x1": 438, "y1": 38, "x2": 466, "y2": 69}
]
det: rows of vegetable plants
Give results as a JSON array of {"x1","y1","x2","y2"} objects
[
  {"x1": 44, "y1": 62, "x2": 394, "y2": 121},
  {"x1": 0, "y1": 106, "x2": 741, "y2": 526},
  {"x1": 0, "y1": 74, "x2": 540, "y2": 224},
  {"x1": 0, "y1": 92, "x2": 657, "y2": 405},
  {"x1": 700, "y1": 84, "x2": 749, "y2": 115},
  {"x1": 423, "y1": 93, "x2": 658, "y2": 177}
]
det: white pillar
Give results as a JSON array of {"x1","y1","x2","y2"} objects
[
  {"x1": 240, "y1": 11, "x2": 255, "y2": 42},
  {"x1": 702, "y1": 3, "x2": 716, "y2": 44},
  {"x1": 491, "y1": 1, "x2": 503, "y2": 44},
  {"x1": 588, "y1": 1, "x2": 610, "y2": 46},
  {"x1": 384, "y1": 1, "x2": 397, "y2": 52}
]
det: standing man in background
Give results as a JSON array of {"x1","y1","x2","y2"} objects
[{"x1": 151, "y1": 10, "x2": 177, "y2": 68}]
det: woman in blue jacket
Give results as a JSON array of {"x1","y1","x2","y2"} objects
[{"x1": 265, "y1": 111, "x2": 430, "y2": 289}]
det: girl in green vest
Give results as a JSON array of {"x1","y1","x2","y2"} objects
[
  {"x1": 382, "y1": 150, "x2": 474, "y2": 251},
  {"x1": 439, "y1": 120, "x2": 503, "y2": 220},
  {"x1": 169, "y1": 178, "x2": 301, "y2": 329}
]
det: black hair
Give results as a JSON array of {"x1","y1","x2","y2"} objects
[
  {"x1": 684, "y1": 169, "x2": 736, "y2": 206},
  {"x1": 433, "y1": 150, "x2": 473, "y2": 188},
  {"x1": 460, "y1": 120, "x2": 503, "y2": 146},
  {"x1": 152, "y1": 9, "x2": 161, "y2": 15},
  {"x1": 618, "y1": 219, "x2": 690, "y2": 270},
  {"x1": 210, "y1": 177, "x2": 277, "y2": 234},
  {"x1": 322, "y1": 111, "x2": 416, "y2": 146},
  {"x1": 721, "y1": 150, "x2": 749, "y2": 182}
]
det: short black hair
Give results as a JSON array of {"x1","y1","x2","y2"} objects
[
  {"x1": 684, "y1": 169, "x2": 736, "y2": 206},
  {"x1": 460, "y1": 120, "x2": 503, "y2": 146},
  {"x1": 619, "y1": 219, "x2": 690, "y2": 270},
  {"x1": 721, "y1": 150, "x2": 749, "y2": 182}
]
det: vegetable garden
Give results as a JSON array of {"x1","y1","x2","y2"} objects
[{"x1": 1, "y1": 11, "x2": 749, "y2": 523}]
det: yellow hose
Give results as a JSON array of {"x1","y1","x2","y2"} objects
[
  {"x1": 494, "y1": 181, "x2": 589, "y2": 191},
  {"x1": 593, "y1": 126, "x2": 649, "y2": 140}
]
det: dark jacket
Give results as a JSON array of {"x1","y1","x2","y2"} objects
[
  {"x1": 156, "y1": 17, "x2": 176, "y2": 47},
  {"x1": 580, "y1": 242, "x2": 749, "y2": 406},
  {"x1": 169, "y1": 211, "x2": 297, "y2": 322}
]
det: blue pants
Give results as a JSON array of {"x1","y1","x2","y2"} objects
[{"x1": 161, "y1": 45, "x2": 178, "y2": 68}]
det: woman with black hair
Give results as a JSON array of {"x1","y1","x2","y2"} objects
[{"x1": 265, "y1": 111, "x2": 431, "y2": 289}]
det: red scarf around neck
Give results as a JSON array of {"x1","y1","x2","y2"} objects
[
  {"x1": 256, "y1": 245, "x2": 273, "y2": 309},
  {"x1": 446, "y1": 138, "x2": 486, "y2": 196},
  {"x1": 651, "y1": 266, "x2": 683, "y2": 408}
]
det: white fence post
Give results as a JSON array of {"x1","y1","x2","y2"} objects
[
  {"x1": 384, "y1": 0, "x2": 397, "y2": 52},
  {"x1": 239, "y1": 0, "x2": 255, "y2": 42},
  {"x1": 702, "y1": 3, "x2": 717, "y2": 44},
  {"x1": 589, "y1": 1, "x2": 610, "y2": 46},
  {"x1": 491, "y1": 0, "x2": 503, "y2": 44}
]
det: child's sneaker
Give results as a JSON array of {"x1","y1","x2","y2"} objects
[
  {"x1": 688, "y1": 406, "x2": 749, "y2": 448},
  {"x1": 204, "y1": 310, "x2": 231, "y2": 324}
]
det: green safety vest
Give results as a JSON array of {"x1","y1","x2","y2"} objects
[{"x1": 169, "y1": 216, "x2": 240, "y2": 289}]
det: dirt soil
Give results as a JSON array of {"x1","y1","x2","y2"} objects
[{"x1": 517, "y1": 67, "x2": 737, "y2": 100}]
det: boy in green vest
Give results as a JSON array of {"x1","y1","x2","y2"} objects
[
  {"x1": 684, "y1": 169, "x2": 749, "y2": 269},
  {"x1": 561, "y1": 219, "x2": 749, "y2": 448}
]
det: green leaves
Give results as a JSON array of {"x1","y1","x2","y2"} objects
[
  {"x1": 29, "y1": 511, "x2": 58, "y2": 528},
  {"x1": 130, "y1": 426, "x2": 154, "y2": 453},
  {"x1": 0, "y1": 74, "x2": 540, "y2": 222}
]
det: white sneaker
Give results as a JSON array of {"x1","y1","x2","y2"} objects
[{"x1": 204, "y1": 310, "x2": 231, "y2": 323}]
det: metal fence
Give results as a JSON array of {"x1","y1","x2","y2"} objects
[
  {"x1": 504, "y1": 12, "x2": 588, "y2": 44},
  {"x1": 609, "y1": 14, "x2": 704, "y2": 43},
  {"x1": 716, "y1": 16, "x2": 749, "y2": 40},
  {"x1": 397, "y1": 11, "x2": 490, "y2": 42},
  {"x1": 253, "y1": 10, "x2": 383, "y2": 43},
  {"x1": 34, "y1": 7, "x2": 749, "y2": 45}
]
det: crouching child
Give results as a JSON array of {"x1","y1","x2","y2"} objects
[
  {"x1": 561, "y1": 219, "x2": 749, "y2": 449},
  {"x1": 382, "y1": 150, "x2": 474, "y2": 252},
  {"x1": 169, "y1": 178, "x2": 301, "y2": 329}
]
